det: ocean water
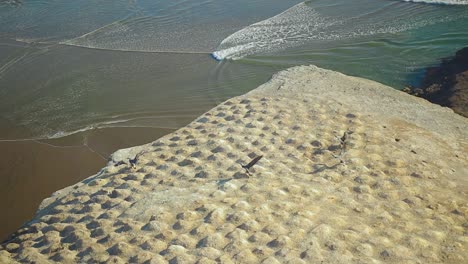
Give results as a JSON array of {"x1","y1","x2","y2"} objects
[{"x1": 0, "y1": 0, "x2": 467, "y2": 141}]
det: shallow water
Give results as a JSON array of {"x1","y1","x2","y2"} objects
[
  {"x1": 0, "y1": 0, "x2": 467, "y2": 242},
  {"x1": 0, "y1": 0, "x2": 467, "y2": 140}
]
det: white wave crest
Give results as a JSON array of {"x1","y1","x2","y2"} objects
[
  {"x1": 212, "y1": 0, "x2": 468, "y2": 60},
  {"x1": 212, "y1": 2, "x2": 335, "y2": 60},
  {"x1": 402, "y1": 0, "x2": 468, "y2": 5}
]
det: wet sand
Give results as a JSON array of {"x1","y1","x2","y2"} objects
[{"x1": 0, "y1": 127, "x2": 174, "y2": 242}]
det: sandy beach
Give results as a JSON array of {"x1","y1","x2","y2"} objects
[{"x1": 0, "y1": 66, "x2": 466, "y2": 263}]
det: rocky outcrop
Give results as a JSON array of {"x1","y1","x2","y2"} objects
[{"x1": 405, "y1": 47, "x2": 468, "y2": 117}]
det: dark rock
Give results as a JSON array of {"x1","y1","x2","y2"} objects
[{"x1": 405, "y1": 47, "x2": 468, "y2": 117}]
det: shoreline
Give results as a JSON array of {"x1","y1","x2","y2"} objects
[
  {"x1": 0, "y1": 126, "x2": 175, "y2": 242},
  {"x1": 1, "y1": 65, "x2": 466, "y2": 263},
  {"x1": 404, "y1": 47, "x2": 468, "y2": 117}
]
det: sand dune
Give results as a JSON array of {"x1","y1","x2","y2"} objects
[{"x1": 1, "y1": 66, "x2": 466, "y2": 263}]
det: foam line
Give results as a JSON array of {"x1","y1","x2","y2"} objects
[
  {"x1": 60, "y1": 42, "x2": 212, "y2": 55},
  {"x1": 402, "y1": 0, "x2": 468, "y2": 5}
]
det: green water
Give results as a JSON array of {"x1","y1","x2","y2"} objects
[
  {"x1": 0, "y1": 0, "x2": 467, "y2": 140},
  {"x1": 218, "y1": 0, "x2": 468, "y2": 88}
]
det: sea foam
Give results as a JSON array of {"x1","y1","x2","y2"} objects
[
  {"x1": 403, "y1": 0, "x2": 468, "y2": 5},
  {"x1": 212, "y1": 0, "x2": 468, "y2": 60}
]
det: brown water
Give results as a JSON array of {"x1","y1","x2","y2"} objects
[
  {"x1": 0, "y1": 41, "x2": 278, "y2": 241},
  {"x1": 0, "y1": 126, "x2": 178, "y2": 241}
]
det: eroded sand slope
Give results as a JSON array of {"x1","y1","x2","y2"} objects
[{"x1": 1, "y1": 66, "x2": 466, "y2": 263}]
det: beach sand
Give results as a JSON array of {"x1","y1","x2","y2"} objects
[
  {"x1": 0, "y1": 66, "x2": 466, "y2": 263},
  {"x1": 0, "y1": 127, "x2": 175, "y2": 242}
]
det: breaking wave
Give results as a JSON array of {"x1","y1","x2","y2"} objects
[
  {"x1": 212, "y1": 0, "x2": 468, "y2": 60},
  {"x1": 402, "y1": 0, "x2": 468, "y2": 5}
]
